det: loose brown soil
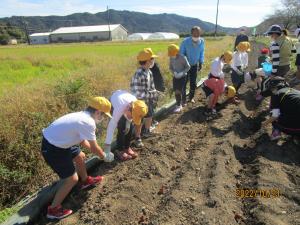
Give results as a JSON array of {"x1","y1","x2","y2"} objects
[{"x1": 36, "y1": 42, "x2": 300, "y2": 225}]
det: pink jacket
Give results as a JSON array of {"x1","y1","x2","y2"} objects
[{"x1": 204, "y1": 78, "x2": 225, "y2": 107}]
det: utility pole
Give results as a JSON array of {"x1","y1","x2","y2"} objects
[
  {"x1": 214, "y1": 0, "x2": 220, "y2": 37},
  {"x1": 22, "y1": 19, "x2": 30, "y2": 45},
  {"x1": 107, "y1": 5, "x2": 111, "y2": 41}
]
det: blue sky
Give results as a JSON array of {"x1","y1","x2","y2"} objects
[{"x1": 0, "y1": 0, "x2": 281, "y2": 27}]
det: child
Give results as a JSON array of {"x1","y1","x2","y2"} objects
[
  {"x1": 258, "y1": 48, "x2": 270, "y2": 68},
  {"x1": 41, "y1": 97, "x2": 113, "y2": 219},
  {"x1": 104, "y1": 90, "x2": 148, "y2": 161},
  {"x1": 201, "y1": 51, "x2": 236, "y2": 115},
  {"x1": 146, "y1": 48, "x2": 165, "y2": 128},
  {"x1": 168, "y1": 44, "x2": 191, "y2": 113},
  {"x1": 254, "y1": 48, "x2": 271, "y2": 100},
  {"x1": 231, "y1": 41, "x2": 250, "y2": 93},
  {"x1": 130, "y1": 48, "x2": 159, "y2": 147},
  {"x1": 261, "y1": 77, "x2": 300, "y2": 141}
]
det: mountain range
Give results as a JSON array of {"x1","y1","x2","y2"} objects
[{"x1": 0, "y1": 9, "x2": 240, "y2": 35}]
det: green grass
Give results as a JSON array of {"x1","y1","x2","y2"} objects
[
  {"x1": 0, "y1": 40, "x2": 181, "y2": 92},
  {"x1": 0, "y1": 37, "x2": 231, "y2": 94},
  {"x1": 0, "y1": 206, "x2": 20, "y2": 223}
]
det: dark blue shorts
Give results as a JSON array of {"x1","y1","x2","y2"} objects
[
  {"x1": 41, "y1": 137, "x2": 81, "y2": 179},
  {"x1": 201, "y1": 84, "x2": 213, "y2": 98}
]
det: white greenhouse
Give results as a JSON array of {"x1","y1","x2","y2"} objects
[
  {"x1": 148, "y1": 32, "x2": 179, "y2": 40},
  {"x1": 127, "y1": 33, "x2": 152, "y2": 41}
]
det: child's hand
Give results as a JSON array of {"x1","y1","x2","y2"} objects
[{"x1": 237, "y1": 70, "x2": 243, "y2": 76}]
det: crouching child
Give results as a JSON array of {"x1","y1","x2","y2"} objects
[
  {"x1": 200, "y1": 51, "x2": 237, "y2": 115},
  {"x1": 41, "y1": 97, "x2": 114, "y2": 219},
  {"x1": 104, "y1": 90, "x2": 148, "y2": 161},
  {"x1": 261, "y1": 77, "x2": 300, "y2": 142}
]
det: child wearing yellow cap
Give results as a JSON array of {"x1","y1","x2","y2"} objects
[
  {"x1": 41, "y1": 97, "x2": 113, "y2": 220},
  {"x1": 231, "y1": 41, "x2": 250, "y2": 93},
  {"x1": 168, "y1": 44, "x2": 191, "y2": 113},
  {"x1": 201, "y1": 51, "x2": 237, "y2": 115},
  {"x1": 104, "y1": 90, "x2": 148, "y2": 161},
  {"x1": 130, "y1": 48, "x2": 160, "y2": 146}
]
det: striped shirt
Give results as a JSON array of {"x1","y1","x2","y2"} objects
[
  {"x1": 130, "y1": 67, "x2": 158, "y2": 103},
  {"x1": 270, "y1": 41, "x2": 280, "y2": 75}
]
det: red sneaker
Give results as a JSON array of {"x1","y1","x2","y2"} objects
[
  {"x1": 81, "y1": 175, "x2": 104, "y2": 190},
  {"x1": 125, "y1": 147, "x2": 138, "y2": 159},
  {"x1": 47, "y1": 205, "x2": 72, "y2": 220}
]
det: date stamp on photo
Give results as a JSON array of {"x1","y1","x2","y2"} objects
[{"x1": 236, "y1": 188, "x2": 280, "y2": 198}]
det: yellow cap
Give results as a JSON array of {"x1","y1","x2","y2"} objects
[
  {"x1": 237, "y1": 41, "x2": 250, "y2": 52},
  {"x1": 137, "y1": 48, "x2": 158, "y2": 61},
  {"x1": 245, "y1": 42, "x2": 251, "y2": 52},
  {"x1": 168, "y1": 44, "x2": 179, "y2": 57},
  {"x1": 144, "y1": 48, "x2": 154, "y2": 55},
  {"x1": 223, "y1": 51, "x2": 233, "y2": 64},
  {"x1": 88, "y1": 97, "x2": 112, "y2": 118},
  {"x1": 132, "y1": 100, "x2": 148, "y2": 125},
  {"x1": 226, "y1": 86, "x2": 236, "y2": 98}
]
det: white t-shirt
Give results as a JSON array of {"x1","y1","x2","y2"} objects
[
  {"x1": 210, "y1": 57, "x2": 224, "y2": 78},
  {"x1": 231, "y1": 51, "x2": 248, "y2": 71},
  {"x1": 43, "y1": 111, "x2": 96, "y2": 149},
  {"x1": 105, "y1": 90, "x2": 137, "y2": 145}
]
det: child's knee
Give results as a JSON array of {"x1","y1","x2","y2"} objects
[
  {"x1": 69, "y1": 173, "x2": 79, "y2": 183},
  {"x1": 74, "y1": 152, "x2": 86, "y2": 164}
]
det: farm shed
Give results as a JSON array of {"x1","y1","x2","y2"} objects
[
  {"x1": 29, "y1": 32, "x2": 51, "y2": 44},
  {"x1": 50, "y1": 24, "x2": 127, "y2": 43},
  {"x1": 127, "y1": 33, "x2": 152, "y2": 41},
  {"x1": 148, "y1": 32, "x2": 180, "y2": 40}
]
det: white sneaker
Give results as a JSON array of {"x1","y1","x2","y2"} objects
[
  {"x1": 173, "y1": 105, "x2": 182, "y2": 113},
  {"x1": 149, "y1": 125, "x2": 156, "y2": 132}
]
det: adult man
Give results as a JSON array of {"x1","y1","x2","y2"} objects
[
  {"x1": 104, "y1": 90, "x2": 148, "y2": 161},
  {"x1": 41, "y1": 97, "x2": 114, "y2": 219},
  {"x1": 261, "y1": 77, "x2": 300, "y2": 140},
  {"x1": 234, "y1": 28, "x2": 249, "y2": 50},
  {"x1": 131, "y1": 48, "x2": 159, "y2": 146},
  {"x1": 180, "y1": 26, "x2": 205, "y2": 104}
]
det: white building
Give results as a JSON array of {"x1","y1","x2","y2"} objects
[
  {"x1": 148, "y1": 32, "x2": 180, "y2": 40},
  {"x1": 29, "y1": 32, "x2": 51, "y2": 44},
  {"x1": 127, "y1": 33, "x2": 152, "y2": 41},
  {"x1": 50, "y1": 24, "x2": 127, "y2": 43}
]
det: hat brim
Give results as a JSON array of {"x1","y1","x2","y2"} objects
[
  {"x1": 266, "y1": 31, "x2": 282, "y2": 35},
  {"x1": 151, "y1": 54, "x2": 158, "y2": 58},
  {"x1": 132, "y1": 114, "x2": 142, "y2": 125},
  {"x1": 104, "y1": 112, "x2": 112, "y2": 118}
]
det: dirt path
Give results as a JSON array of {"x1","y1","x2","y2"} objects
[{"x1": 36, "y1": 42, "x2": 300, "y2": 225}]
